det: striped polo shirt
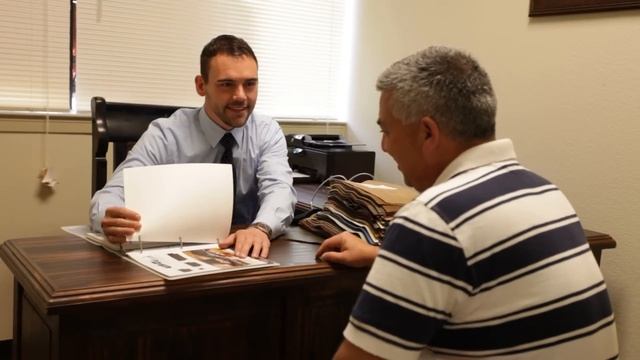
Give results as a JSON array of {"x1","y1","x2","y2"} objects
[{"x1": 344, "y1": 139, "x2": 618, "y2": 359}]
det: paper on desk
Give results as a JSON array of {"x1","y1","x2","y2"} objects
[
  {"x1": 61, "y1": 224, "x2": 121, "y2": 251},
  {"x1": 124, "y1": 163, "x2": 233, "y2": 244},
  {"x1": 292, "y1": 170, "x2": 310, "y2": 179},
  {"x1": 62, "y1": 224, "x2": 90, "y2": 238},
  {"x1": 358, "y1": 183, "x2": 396, "y2": 190}
]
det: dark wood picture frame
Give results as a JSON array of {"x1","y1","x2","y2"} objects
[{"x1": 530, "y1": 0, "x2": 640, "y2": 16}]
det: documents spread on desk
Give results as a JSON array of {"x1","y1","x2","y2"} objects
[{"x1": 62, "y1": 163, "x2": 277, "y2": 280}]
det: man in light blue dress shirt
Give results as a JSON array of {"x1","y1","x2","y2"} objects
[{"x1": 90, "y1": 35, "x2": 296, "y2": 258}]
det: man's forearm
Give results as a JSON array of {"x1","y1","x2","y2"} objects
[{"x1": 254, "y1": 184, "x2": 296, "y2": 237}]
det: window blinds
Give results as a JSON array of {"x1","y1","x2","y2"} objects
[
  {"x1": 76, "y1": 0, "x2": 346, "y2": 119},
  {"x1": 0, "y1": 0, "x2": 69, "y2": 111}
]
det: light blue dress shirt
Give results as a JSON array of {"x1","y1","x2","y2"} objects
[{"x1": 89, "y1": 107, "x2": 296, "y2": 237}]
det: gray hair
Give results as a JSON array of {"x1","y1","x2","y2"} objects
[{"x1": 376, "y1": 46, "x2": 496, "y2": 141}]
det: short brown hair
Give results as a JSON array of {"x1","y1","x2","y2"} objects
[{"x1": 200, "y1": 34, "x2": 258, "y2": 82}]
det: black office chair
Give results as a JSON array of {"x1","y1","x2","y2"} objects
[{"x1": 91, "y1": 96, "x2": 185, "y2": 195}]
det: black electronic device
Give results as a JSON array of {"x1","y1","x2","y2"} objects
[
  {"x1": 286, "y1": 134, "x2": 375, "y2": 183},
  {"x1": 287, "y1": 134, "x2": 352, "y2": 150}
]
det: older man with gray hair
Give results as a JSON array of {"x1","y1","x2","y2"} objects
[{"x1": 317, "y1": 46, "x2": 618, "y2": 359}]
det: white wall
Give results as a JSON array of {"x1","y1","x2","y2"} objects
[{"x1": 347, "y1": 0, "x2": 639, "y2": 357}]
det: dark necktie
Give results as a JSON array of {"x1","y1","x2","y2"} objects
[{"x1": 219, "y1": 133, "x2": 236, "y2": 220}]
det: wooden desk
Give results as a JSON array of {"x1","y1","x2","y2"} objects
[
  {"x1": 0, "y1": 233, "x2": 367, "y2": 360},
  {"x1": 0, "y1": 227, "x2": 616, "y2": 360},
  {"x1": 584, "y1": 229, "x2": 617, "y2": 264}
]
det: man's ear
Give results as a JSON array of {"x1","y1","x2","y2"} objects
[
  {"x1": 195, "y1": 75, "x2": 206, "y2": 96},
  {"x1": 421, "y1": 116, "x2": 440, "y2": 147}
]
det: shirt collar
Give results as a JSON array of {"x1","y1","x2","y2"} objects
[
  {"x1": 434, "y1": 138, "x2": 517, "y2": 185},
  {"x1": 198, "y1": 107, "x2": 250, "y2": 147}
]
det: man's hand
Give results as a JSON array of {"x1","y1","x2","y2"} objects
[
  {"x1": 316, "y1": 231, "x2": 379, "y2": 268},
  {"x1": 219, "y1": 227, "x2": 270, "y2": 258},
  {"x1": 101, "y1": 207, "x2": 141, "y2": 244}
]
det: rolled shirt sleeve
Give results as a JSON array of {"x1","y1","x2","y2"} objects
[{"x1": 252, "y1": 120, "x2": 297, "y2": 237}]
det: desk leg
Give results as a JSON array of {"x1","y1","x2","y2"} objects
[
  {"x1": 591, "y1": 248, "x2": 602, "y2": 265},
  {"x1": 12, "y1": 280, "x2": 22, "y2": 360},
  {"x1": 13, "y1": 281, "x2": 53, "y2": 360}
]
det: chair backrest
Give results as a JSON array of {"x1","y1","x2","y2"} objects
[{"x1": 91, "y1": 96, "x2": 186, "y2": 195}]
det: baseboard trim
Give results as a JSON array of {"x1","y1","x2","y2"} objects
[{"x1": 0, "y1": 339, "x2": 11, "y2": 359}]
